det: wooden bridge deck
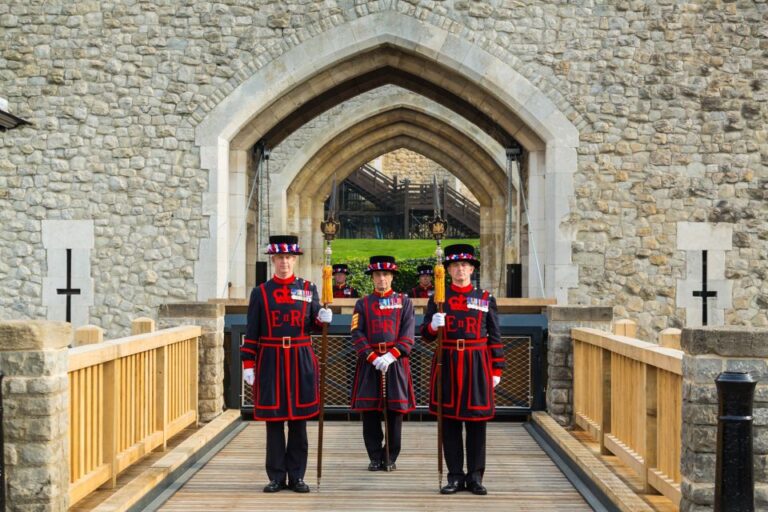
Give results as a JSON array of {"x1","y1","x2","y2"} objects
[{"x1": 158, "y1": 421, "x2": 590, "y2": 511}]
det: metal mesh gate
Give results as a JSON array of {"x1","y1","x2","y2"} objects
[{"x1": 238, "y1": 334, "x2": 535, "y2": 412}]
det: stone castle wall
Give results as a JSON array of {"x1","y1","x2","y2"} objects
[
  {"x1": 0, "y1": 1, "x2": 765, "y2": 338},
  {"x1": 379, "y1": 148, "x2": 476, "y2": 201},
  {"x1": 381, "y1": 148, "x2": 444, "y2": 180}
]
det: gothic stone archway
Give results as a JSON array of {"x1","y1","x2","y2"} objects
[{"x1": 194, "y1": 11, "x2": 578, "y2": 301}]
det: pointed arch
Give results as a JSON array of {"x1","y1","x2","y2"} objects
[{"x1": 194, "y1": 11, "x2": 578, "y2": 301}]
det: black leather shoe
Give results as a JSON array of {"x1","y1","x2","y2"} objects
[
  {"x1": 263, "y1": 480, "x2": 284, "y2": 493},
  {"x1": 440, "y1": 481, "x2": 464, "y2": 494},
  {"x1": 383, "y1": 462, "x2": 396, "y2": 472},
  {"x1": 289, "y1": 479, "x2": 310, "y2": 493},
  {"x1": 467, "y1": 481, "x2": 487, "y2": 495},
  {"x1": 368, "y1": 460, "x2": 382, "y2": 471}
]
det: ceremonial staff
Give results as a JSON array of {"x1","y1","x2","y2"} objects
[
  {"x1": 317, "y1": 179, "x2": 339, "y2": 491},
  {"x1": 429, "y1": 176, "x2": 448, "y2": 491},
  {"x1": 382, "y1": 368, "x2": 391, "y2": 471}
]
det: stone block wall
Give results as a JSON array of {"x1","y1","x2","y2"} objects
[
  {"x1": 546, "y1": 305, "x2": 613, "y2": 427},
  {"x1": 681, "y1": 326, "x2": 768, "y2": 511},
  {"x1": 158, "y1": 303, "x2": 225, "y2": 423},
  {"x1": 381, "y1": 148, "x2": 446, "y2": 181},
  {"x1": 379, "y1": 149, "x2": 476, "y2": 202},
  {"x1": 0, "y1": 321, "x2": 70, "y2": 512},
  {"x1": 0, "y1": 2, "x2": 764, "y2": 340}
]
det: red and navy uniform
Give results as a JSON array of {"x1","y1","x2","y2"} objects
[
  {"x1": 351, "y1": 289, "x2": 416, "y2": 466},
  {"x1": 350, "y1": 289, "x2": 416, "y2": 413},
  {"x1": 421, "y1": 282, "x2": 504, "y2": 486},
  {"x1": 333, "y1": 283, "x2": 359, "y2": 298},
  {"x1": 241, "y1": 274, "x2": 322, "y2": 421},
  {"x1": 421, "y1": 283, "x2": 504, "y2": 420},
  {"x1": 409, "y1": 284, "x2": 434, "y2": 299}
]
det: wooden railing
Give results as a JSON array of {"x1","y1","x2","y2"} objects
[
  {"x1": 572, "y1": 321, "x2": 682, "y2": 506},
  {"x1": 344, "y1": 164, "x2": 481, "y2": 235},
  {"x1": 67, "y1": 325, "x2": 201, "y2": 506},
  {"x1": 346, "y1": 163, "x2": 397, "y2": 207}
]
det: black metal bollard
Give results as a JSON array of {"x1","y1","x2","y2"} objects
[{"x1": 715, "y1": 371, "x2": 756, "y2": 512}]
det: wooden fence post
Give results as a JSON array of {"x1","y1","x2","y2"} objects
[
  {"x1": 645, "y1": 366, "x2": 658, "y2": 493},
  {"x1": 132, "y1": 317, "x2": 155, "y2": 335},
  {"x1": 74, "y1": 325, "x2": 104, "y2": 346},
  {"x1": 155, "y1": 345, "x2": 168, "y2": 451},
  {"x1": 102, "y1": 359, "x2": 120, "y2": 488},
  {"x1": 613, "y1": 319, "x2": 637, "y2": 338},
  {"x1": 659, "y1": 328, "x2": 682, "y2": 350},
  {"x1": 600, "y1": 349, "x2": 612, "y2": 455}
]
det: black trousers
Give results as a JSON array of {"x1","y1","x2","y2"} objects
[
  {"x1": 265, "y1": 420, "x2": 307, "y2": 483},
  {"x1": 362, "y1": 410, "x2": 403, "y2": 464},
  {"x1": 442, "y1": 418, "x2": 487, "y2": 485}
]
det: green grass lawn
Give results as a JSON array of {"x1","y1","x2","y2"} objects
[{"x1": 332, "y1": 238, "x2": 479, "y2": 261}]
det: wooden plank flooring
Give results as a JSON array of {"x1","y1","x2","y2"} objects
[
  {"x1": 71, "y1": 425, "x2": 199, "y2": 511},
  {"x1": 570, "y1": 429, "x2": 678, "y2": 512},
  {"x1": 159, "y1": 421, "x2": 591, "y2": 511}
]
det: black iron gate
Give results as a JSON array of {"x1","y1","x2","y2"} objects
[{"x1": 225, "y1": 314, "x2": 546, "y2": 418}]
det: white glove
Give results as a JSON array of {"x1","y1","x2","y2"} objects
[
  {"x1": 318, "y1": 307, "x2": 333, "y2": 323},
  {"x1": 430, "y1": 313, "x2": 446, "y2": 330},
  {"x1": 376, "y1": 352, "x2": 397, "y2": 372},
  {"x1": 372, "y1": 356, "x2": 383, "y2": 369},
  {"x1": 493, "y1": 376, "x2": 501, "y2": 388},
  {"x1": 243, "y1": 368, "x2": 255, "y2": 386}
]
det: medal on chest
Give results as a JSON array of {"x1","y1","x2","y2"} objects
[
  {"x1": 378, "y1": 295, "x2": 403, "y2": 310},
  {"x1": 467, "y1": 296, "x2": 489, "y2": 312},
  {"x1": 290, "y1": 288, "x2": 313, "y2": 302}
]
